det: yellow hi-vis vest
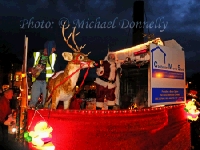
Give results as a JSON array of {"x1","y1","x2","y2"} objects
[{"x1": 32, "y1": 52, "x2": 57, "y2": 82}]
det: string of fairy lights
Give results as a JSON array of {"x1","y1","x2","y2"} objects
[{"x1": 27, "y1": 109, "x2": 46, "y2": 130}]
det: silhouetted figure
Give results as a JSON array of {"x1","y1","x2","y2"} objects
[{"x1": 0, "y1": 89, "x2": 13, "y2": 145}]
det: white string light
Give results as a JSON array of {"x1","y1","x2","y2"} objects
[{"x1": 28, "y1": 110, "x2": 46, "y2": 130}]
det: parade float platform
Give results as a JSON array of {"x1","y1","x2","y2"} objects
[{"x1": 27, "y1": 104, "x2": 191, "y2": 150}]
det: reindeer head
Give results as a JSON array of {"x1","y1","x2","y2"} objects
[{"x1": 62, "y1": 22, "x2": 96, "y2": 68}]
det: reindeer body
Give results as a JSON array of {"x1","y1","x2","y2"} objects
[
  {"x1": 44, "y1": 23, "x2": 95, "y2": 110},
  {"x1": 46, "y1": 64, "x2": 79, "y2": 109}
]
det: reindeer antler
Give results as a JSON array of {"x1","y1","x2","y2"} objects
[
  {"x1": 62, "y1": 22, "x2": 77, "y2": 52},
  {"x1": 71, "y1": 27, "x2": 86, "y2": 52},
  {"x1": 62, "y1": 22, "x2": 86, "y2": 52},
  {"x1": 72, "y1": 27, "x2": 80, "y2": 51},
  {"x1": 84, "y1": 51, "x2": 91, "y2": 56}
]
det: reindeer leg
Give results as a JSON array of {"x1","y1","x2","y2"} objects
[
  {"x1": 53, "y1": 99, "x2": 59, "y2": 110},
  {"x1": 63, "y1": 98, "x2": 72, "y2": 110},
  {"x1": 51, "y1": 93, "x2": 58, "y2": 110},
  {"x1": 44, "y1": 91, "x2": 51, "y2": 108},
  {"x1": 44, "y1": 101, "x2": 50, "y2": 108},
  {"x1": 63, "y1": 100, "x2": 70, "y2": 109}
]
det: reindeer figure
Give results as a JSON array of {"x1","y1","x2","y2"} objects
[{"x1": 44, "y1": 23, "x2": 96, "y2": 109}]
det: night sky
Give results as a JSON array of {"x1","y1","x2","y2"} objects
[{"x1": 0, "y1": 0, "x2": 199, "y2": 78}]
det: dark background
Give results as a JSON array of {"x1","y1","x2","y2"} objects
[{"x1": 0, "y1": 0, "x2": 199, "y2": 79}]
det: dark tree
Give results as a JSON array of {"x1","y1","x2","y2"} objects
[
  {"x1": 190, "y1": 73, "x2": 200, "y2": 91},
  {"x1": 0, "y1": 43, "x2": 22, "y2": 85}
]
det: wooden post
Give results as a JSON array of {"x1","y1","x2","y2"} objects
[{"x1": 19, "y1": 35, "x2": 28, "y2": 142}]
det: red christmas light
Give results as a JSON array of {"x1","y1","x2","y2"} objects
[{"x1": 133, "y1": 49, "x2": 148, "y2": 56}]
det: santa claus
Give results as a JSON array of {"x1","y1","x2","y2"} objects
[{"x1": 94, "y1": 53, "x2": 121, "y2": 110}]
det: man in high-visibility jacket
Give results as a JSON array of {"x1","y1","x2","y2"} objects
[{"x1": 28, "y1": 41, "x2": 57, "y2": 109}]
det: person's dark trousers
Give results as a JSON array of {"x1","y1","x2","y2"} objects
[
  {"x1": 0, "y1": 123, "x2": 8, "y2": 144},
  {"x1": 108, "y1": 106, "x2": 113, "y2": 110},
  {"x1": 96, "y1": 107, "x2": 102, "y2": 110}
]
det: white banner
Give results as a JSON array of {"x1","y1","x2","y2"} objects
[{"x1": 149, "y1": 44, "x2": 186, "y2": 106}]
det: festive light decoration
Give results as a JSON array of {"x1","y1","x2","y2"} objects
[
  {"x1": 184, "y1": 99, "x2": 200, "y2": 121},
  {"x1": 26, "y1": 104, "x2": 190, "y2": 150},
  {"x1": 12, "y1": 127, "x2": 17, "y2": 133},
  {"x1": 187, "y1": 90, "x2": 197, "y2": 98},
  {"x1": 128, "y1": 103, "x2": 137, "y2": 109},
  {"x1": 24, "y1": 110, "x2": 55, "y2": 150},
  {"x1": 133, "y1": 49, "x2": 148, "y2": 56},
  {"x1": 114, "y1": 38, "x2": 163, "y2": 54}
]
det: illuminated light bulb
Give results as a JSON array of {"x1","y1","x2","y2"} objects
[
  {"x1": 155, "y1": 73, "x2": 163, "y2": 78},
  {"x1": 12, "y1": 128, "x2": 16, "y2": 133},
  {"x1": 32, "y1": 137, "x2": 44, "y2": 147},
  {"x1": 44, "y1": 145, "x2": 55, "y2": 150}
]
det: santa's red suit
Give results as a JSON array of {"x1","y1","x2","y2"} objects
[{"x1": 94, "y1": 60, "x2": 117, "y2": 109}]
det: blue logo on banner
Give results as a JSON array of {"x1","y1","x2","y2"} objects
[
  {"x1": 152, "y1": 88, "x2": 184, "y2": 104},
  {"x1": 151, "y1": 46, "x2": 184, "y2": 80},
  {"x1": 151, "y1": 47, "x2": 166, "y2": 64}
]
